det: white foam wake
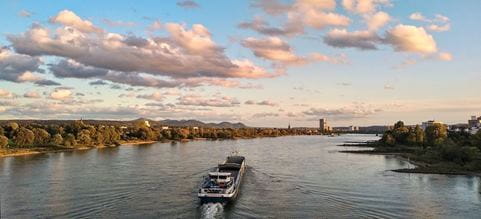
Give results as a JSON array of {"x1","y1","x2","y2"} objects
[{"x1": 200, "y1": 203, "x2": 224, "y2": 219}]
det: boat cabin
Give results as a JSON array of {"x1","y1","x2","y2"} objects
[{"x1": 207, "y1": 172, "x2": 233, "y2": 188}]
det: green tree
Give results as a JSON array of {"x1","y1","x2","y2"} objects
[
  {"x1": 425, "y1": 123, "x2": 448, "y2": 146},
  {"x1": 13, "y1": 127, "x2": 35, "y2": 147}
]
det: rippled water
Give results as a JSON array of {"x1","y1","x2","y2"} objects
[{"x1": 1, "y1": 135, "x2": 480, "y2": 218}]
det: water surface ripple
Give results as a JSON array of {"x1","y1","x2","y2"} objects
[{"x1": 1, "y1": 135, "x2": 480, "y2": 218}]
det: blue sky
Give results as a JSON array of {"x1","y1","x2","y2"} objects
[{"x1": 0, "y1": 0, "x2": 480, "y2": 127}]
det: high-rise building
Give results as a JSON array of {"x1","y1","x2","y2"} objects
[
  {"x1": 468, "y1": 115, "x2": 481, "y2": 128},
  {"x1": 319, "y1": 118, "x2": 330, "y2": 133}
]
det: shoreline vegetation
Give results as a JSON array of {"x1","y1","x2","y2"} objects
[
  {"x1": 0, "y1": 119, "x2": 320, "y2": 158},
  {"x1": 339, "y1": 121, "x2": 481, "y2": 177}
]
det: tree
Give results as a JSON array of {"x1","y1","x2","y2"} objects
[
  {"x1": 381, "y1": 131, "x2": 396, "y2": 146},
  {"x1": 63, "y1": 133, "x2": 77, "y2": 147},
  {"x1": 425, "y1": 123, "x2": 448, "y2": 146},
  {"x1": 13, "y1": 127, "x2": 35, "y2": 147},
  {"x1": 394, "y1": 121, "x2": 405, "y2": 129},
  {"x1": 0, "y1": 135, "x2": 8, "y2": 148},
  {"x1": 414, "y1": 125, "x2": 425, "y2": 145},
  {"x1": 33, "y1": 128, "x2": 51, "y2": 145},
  {"x1": 51, "y1": 134, "x2": 63, "y2": 145},
  {"x1": 77, "y1": 129, "x2": 92, "y2": 145}
]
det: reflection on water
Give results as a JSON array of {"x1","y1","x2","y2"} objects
[{"x1": 0, "y1": 135, "x2": 480, "y2": 218}]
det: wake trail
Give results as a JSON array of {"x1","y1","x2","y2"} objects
[{"x1": 200, "y1": 203, "x2": 224, "y2": 219}]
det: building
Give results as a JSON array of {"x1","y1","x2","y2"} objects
[
  {"x1": 319, "y1": 118, "x2": 331, "y2": 133},
  {"x1": 332, "y1": 126, "x2": 359, "y2": 132},
  {"x1": 421, "y1": 120, "x2": 443, "y2": 130},
  {"x1": 468, "y1": 116, "x2": 481, "y2": 128}
]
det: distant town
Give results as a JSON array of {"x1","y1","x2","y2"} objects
[{"x1": 315, "y1": 115, "x2": 481, "y2": 135}]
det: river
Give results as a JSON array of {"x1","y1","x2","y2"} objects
[{"x1": 0, "y1": 134, "x2": 480, "y2": 218}]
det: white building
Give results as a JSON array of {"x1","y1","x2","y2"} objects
[{"x1": 421, "y1": 120, "x2": 443, "y2": 130}]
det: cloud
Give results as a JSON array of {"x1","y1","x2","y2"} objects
[
  {"x1": 9, "y1": 12, "x2": 274, "y2": 83},
  {"x1": 34, "y1": 79, "x2": 61, "y2": 86},
  {"x1": 102, "y1": 19, "x2": 136, "y2": 27},
  {"x1": 409, "y1": 12, "x2": 427, "y2": 22},
  {"x1": 24, "y1": 91, "x2": 41, "y2": 98},
  {"x1": 19, "y1": 10, "x2": 32, "y2": 18},
  {"x1": 49, "y1": 88, "x2": 72, "y2": 100},
  {"x1": 324, "y1": 29, "x2": 381, "y2": 50},
  {"x1": 242, "y1": 0, "x2": 350, "y2": 36},
  {"x1": 426, "y1": 24, "x2": 450, "y2": 32},
  {"x1": 244, "y1": 100, "x2": 278, "y2": 106},
  {"x1": 409, "y1": 13, "x2": 450, "y2": 32},
  {"x1": 242, "y1": 36, "x2": 347, "y2": 65},
  {"x1": 148, "y1": 20, "x2": 162, "y2": 31},
  {"x1": 252, "y1": 112, "x2": 279, "y2": 118},
  {"x1": 176, "y1": 0, "x2": 200, "y2": 9},
  {"x1": 303, "y1": 103, "x2": 382, "y2": 120},
  {"x1": 338, "y1": 82, "x2": 352, "y2": 86},
  {"x1": 342, "y1": 0, "x2": 391, "y2": 14},
  {"x1": 0, "y1": 89, "x2": 16, "y2": 99},
  {"x1": 241, "y1": 37, "x2": 305, "y2": 64},
  {"x1": 89, "y1": 80, "x2": 108, "y2": 85},
  {"x1": 385, "y1": 24, "x2": 437, "y2": 54},
  {"x1": 137, "y1": 91, "x2": 165, "y2": 101},
  {"x1": 256, "y1": 100, "x2": 278, "y2": 107},
  {"x1": 366, "y1": 11, "x2": 390, "y2": 31},
  {"x1": 251, "y1": 0, "x2": 291, "y2": 15},
  {"x1": 49, "y1": 10, "x2": 102, "y2": 33},
  {"x1": 384, "y1": 84, "x2": 394, "y2": 90},
  {"x1": 437, "y1": 52, "x2": 453, "y2": 61},
  {"x1": 238, "y1": 18, "x2": 303, "y2": 36},
  {"x1": 0, "y1": 48, "x2": 43, "y2": 83},
  {"x1": 178, "y1": 94, "x2": 240, "y2": 107}
]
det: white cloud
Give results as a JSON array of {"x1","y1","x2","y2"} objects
[
  {"x1": 9, "y1": 12, "x2": 274, "y2": 82},
  {"x1": 177, "y1": 94, "x2": 240, "y2": 107},
  {"x1": 437, "y1": 52, "x2": 453, "y2": 61},
  {"x1": 49, "y1": 10, "x2": 102, "y2": 33},
  {"x1": 409, "y1": 12, "x2": 427, "y2": 22},
  {"x1": 0, "y1": 89, "x2": 16, "y2": 99},
  {"x1": 366, "y1": 11, "x2": 390, "y2": 31},
  {"x1": 136, "y1": 91, "x2": 165, "y2": 101},
  {"x1": 49, "y1": 89, "x2": 72, "y2": 100},
  {"x1": 385, "y1": 25, "x2": 437, "y2": 54},
  {"x1": 426, "y1": 24, "x2": 450, "y2": 32}
]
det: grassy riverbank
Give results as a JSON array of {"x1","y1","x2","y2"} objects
[{"x1": 339, "y1": 121, "x2": 481, "y2": 176}]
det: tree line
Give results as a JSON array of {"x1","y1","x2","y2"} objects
[
  {"x1": 380, "y1": 121, "x2": 481, "y2": 170},
  {"x1": 0, "y1": 120, "x2": 319, "y2": 149}
]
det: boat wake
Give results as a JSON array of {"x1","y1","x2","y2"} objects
[{"x1": 200, "y1": 203, "x2": 224, "y2": 219}]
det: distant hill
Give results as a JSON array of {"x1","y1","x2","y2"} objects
[
  {"x1": 159, "y1": 119, "x2": 248, "y2": 128},
  {"x1": 0, "y1": 119, "x2": 248, "y2": 129}
]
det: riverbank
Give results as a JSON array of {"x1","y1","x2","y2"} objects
[
  {"x1": 0, "y1": 135, "x2": 304, "y2": 158},
  {"x1": 339, "y1": 143, "x2": 481, "y2": 177},
  {"x1": 0, "y1": 140, "x2": 158, "y2": 158}
]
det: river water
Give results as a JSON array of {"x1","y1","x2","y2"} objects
[{"x1": 1, "y1": 135, "x2": 480, "y2": 218}]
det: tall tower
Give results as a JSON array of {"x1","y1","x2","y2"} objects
[{"x1": 320, "y1": 118, "x2": 327, "y2": 133}]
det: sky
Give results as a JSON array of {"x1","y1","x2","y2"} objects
[{"x1": 0, "y1": 0, "x2": 480, "y2": 127}]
